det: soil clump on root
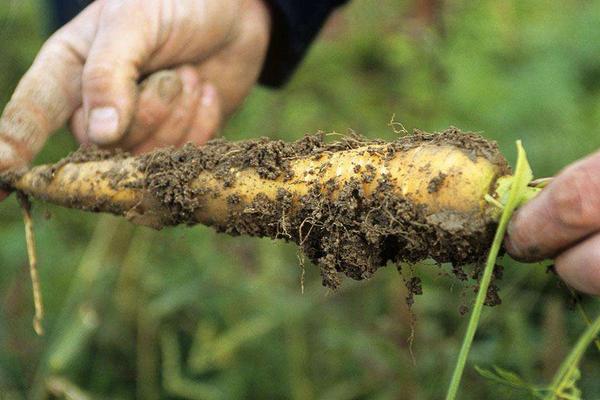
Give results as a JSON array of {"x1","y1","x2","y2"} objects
[{"x1": 135, "y1": 128, "x2": 509, "y2": 295}]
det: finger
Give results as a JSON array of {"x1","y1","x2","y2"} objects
[
  {"x1": 0, "y1": 135, "x2": 30, "y2": 170},
  {"x1": 141, "y1": 0, "x2": 241, "y2": 72},
  {"x1": 0, "y1": 139, "x2": 28, "y2": 201},
  {"x1": 193, "y1": 0, "x2": 271, "y2": 118},
  {"x1": 82, "y1": 0, "x2": 152, "y2": 146},
  {"x1": 555, "y1": 233, "x2": 600, "y2": 295},
  {"x1": 70, "y1": 107, "x2": 88, "y2": 145},
  {"x1": 72, "y1": 69, "x2": 184, "y2": 149},
  {"x1": 119, "y1": 69, "x2": 183, "y2": 149},
  {"x1": 132, "y1": 66, "x2": 202, "y2": 154},
  {"x1": 181, "y1": 82, "x2": 222, "y2": 145},
  {"x1": 506, "y1": 150, "x2": 600, "y2": 261},
  {"x1": 193, "y1": 46, "x2": 259, "y2": 122},
  {"x1": 0, "y1": 63, "x2": 75, "y2": 166},
  {"x1": 0, "y1": 2, "x2": 102, "y2": 171}
]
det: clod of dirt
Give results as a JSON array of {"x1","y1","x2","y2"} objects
[
  {"x1": 405, "y1": 276, "x2": 423, "y2": 308},
  {"x1": 428, "y1": 172, "x2": 447, "y2": 193},
  {"x1": 134, "y1": 128, "x2": 508, "y2": 299}
]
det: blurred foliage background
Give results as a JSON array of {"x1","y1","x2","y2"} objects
[{"x1": 1, "y1": 0, "x2": 600, "y2": 399}]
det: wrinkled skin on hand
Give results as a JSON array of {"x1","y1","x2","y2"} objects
[
  {"x1": 0, "y1": 0, "x2": 271, "y2": 198},
  {"x1": 506, "y1": 150, "x2": 600, "y2": 296}
]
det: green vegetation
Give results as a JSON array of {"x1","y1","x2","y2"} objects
[{"x1": 0, "y1": 0, "x2": 599, "y2": 399}]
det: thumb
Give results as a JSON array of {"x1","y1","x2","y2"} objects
[
  {"x1": 82, "y1": 1, "x2": 152, "y2": 146},
  {"x1": 505, "y1": 151, "x2": 600, "y2": 261}
]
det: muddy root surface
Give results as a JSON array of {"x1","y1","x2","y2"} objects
[
  {"x1": 134, "y1": 128, "x2": 508, "y2": 300},
  {"x1": 0, "y1": 128, "x2": 509, "y2": 303}
]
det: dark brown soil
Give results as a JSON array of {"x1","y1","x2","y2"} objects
[
  {"x1": 404, "y1": 276, "x2": 423, "y2": 308},
  {"x1": 0, "y1": 170, "x2": 19, "y2": 192},
  {"x1": 427, "y1": 172, "x2": 447, "y2": 193},
  {"x1": 134, "y1": 128, "x2": 509, "y2": 303}
]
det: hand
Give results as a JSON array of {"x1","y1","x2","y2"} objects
[
  {"x1": 505, "y1": 150, "x2": 600, "y2": 295},
  {"x1": 0, "y1": 0, "x2": 271, "y2": 200}
]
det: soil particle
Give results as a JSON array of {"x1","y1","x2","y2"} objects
[
  {"x1": 361, "y1": 164, "x2": 377, "y2": 183},
  {"x1": 483, "y1": 284, "x2": 502, "y2": 307},
  {"x1": 63, "y1": 145, "x2": 129, "y2": 164},
  {"x1": 0, "y1": 170, "x2": 21, "y2": 192},
  {"x1": 137, "y1": 144, "x2": 207, "y2": 225},
  {"x1": 470, "y1": 264, "x2": 504, "y2": 307},
  {"x1": 405, "y1": 276, "x2": 423, "y2": 308},
  {"x1": 427, "y1": 172, "x2": 447, "y2": 193}
]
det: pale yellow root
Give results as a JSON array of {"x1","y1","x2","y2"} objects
[{"x1": 11, "y1": 143, "x2": 506, "y2": 229}]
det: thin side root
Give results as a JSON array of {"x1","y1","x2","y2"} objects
[{"x1": 17, "y1": 192, "x2": 44, "y2": 336}]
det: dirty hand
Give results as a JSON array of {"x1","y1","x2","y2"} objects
[
  {"x1": 505, "y1": 150, "x2": 600, "y2": 296},
  {"x1": 0, "y1": 0, "x2": 271, "y2": 200}
]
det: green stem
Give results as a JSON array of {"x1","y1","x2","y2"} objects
[
  {"x1": 446, "y1": 141, "x2": 535, "y2": 400},
  {"x1": 568, "y1": 286, "x2": 600, "y2": 353},
  {"x1": 445, "y1": 208, "x2": 509, "y2": 399},
  {"x1": 545, "y1": 314, "x2": 600, "y2": 400}
]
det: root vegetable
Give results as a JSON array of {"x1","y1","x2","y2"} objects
[{"x1": 0, "y1": 128, "x2": 511, "y2": 288}]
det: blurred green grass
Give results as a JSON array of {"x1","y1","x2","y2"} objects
[{"x1": 0, "y1": 0, "x2": 599, "y2": 399}]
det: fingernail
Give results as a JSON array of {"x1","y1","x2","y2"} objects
[
  {"x1": 88, "y1": 107, "x2": 119, "y2": 145},
  {"x1": 201, "y1": 83, "x2": 216, "y2": 108},
  {"x1": 0, "y1": 139, "x2": 17, "y2": 163},
  {"x1": 0, "y1": 139, "x2": 26, "y2": 168},
  {"x1": 157, "y1": 74, "x2": 182, "y2": 104}
]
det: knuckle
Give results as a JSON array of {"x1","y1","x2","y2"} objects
[
  {"x1": 548, "y1": 164, "x2": 600, "y2": 230},
  {"x1": 83, "y1": 63, "x2": 115, "y2": 93},
  {"x1": 38, "y1": 40, "x2": 65, "y2": 62},
  {"x1": 0, "y1": 103, "x2": 44, "y2": 155},
  {"x1": 38, "y1": 33, "x2": 73, "y2": 58}
]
